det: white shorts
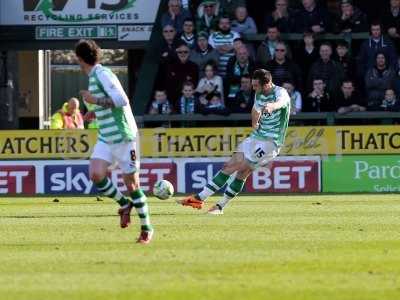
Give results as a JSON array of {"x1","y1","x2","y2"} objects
[
  {"x1": 91, "y1": 140, "x2": 140, "y2": 174},
  {"x1": 235, "y1": 136, "x2": 279, "y2": 169}
]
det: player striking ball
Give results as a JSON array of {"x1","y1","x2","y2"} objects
[
  {"x1": 177, "y1": 69, "x2": 290, "y2": 214},
  {"x1": 75, "y1": 39, "x2": 153, "y2": 244}
]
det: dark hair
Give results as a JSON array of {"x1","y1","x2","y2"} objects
[
  {"x1": 75, "y1": 39, "x2": 101, "y2": 66},
  {"x1": 183, "y1": 18, "x2": 194, "y2": 24},
  {"x1": 320, "y1": 41, "x2": 332, "y2": 49},
  {"x1": 313, "y1": 78, "x2": 325, "y2": 83},
  {"x1": 204, "y1": 60, "x2": 217, "y2": 72},
  {"x1": 336, "y1": 40, "x2": 349, "y2": 48},
  {"x1": 342, "y1": 79, "x2": 354, "y2": 86},
  {"x1": 252, "y1": 69, "x2": 272, "y2": 86},
  {"x1": 155, "y1": 89, "x2": 167, "y2": 95},
  {"x1": 182, "y1": 81, "x2": 195, "y2": 89}
]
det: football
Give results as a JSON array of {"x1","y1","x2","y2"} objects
[{"x1": 153, "y1": 179, "x2": 174, "y2": 200}]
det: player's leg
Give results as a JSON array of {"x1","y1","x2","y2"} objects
[
  {"x1": 90, "y1": 142, "x2": 131, "y2": 207},
  {"x1": 209, "y1": 138, "x2": 279, "y2": 214},
  {"x1": 208, "y1": 165, "x2": 252, "y2": 215},
  {"x1": 177, "y1": 152, "x2": 246, "y2": 209},
  {"x1": 116, "y1": 140, "x2": 153, "y2": 244}
]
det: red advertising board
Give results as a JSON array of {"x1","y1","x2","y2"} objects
[
  {"x1": 245, "y1": 160, "x2": 320, "y2": 193},
  {"x1": 0, "y1": 165, "x2": 36, "y2": 195}
]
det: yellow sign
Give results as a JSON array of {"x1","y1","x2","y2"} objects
[
  {"x1": 0, "y1": 126, "x2": 399, "y2": 159},
  {"x1": 0, "y1": 130, "x2": 97, "y2": 159}
]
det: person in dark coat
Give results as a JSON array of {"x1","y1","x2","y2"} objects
[
  {"x1": 357, "y1": 22, "x2": 398, "y2": 77},
  {"x1": 307, "y1": 42, "x2": 345, "y2": 97},
  {"x1": 334, "y1": 80, "x2": 366, "y2": 113},
  {"x1": 165, "y1": 43, "x2": 199, "y2": 107},
  {"x1": 292, "y1": 0, "x2": 330, "y2": 33}
]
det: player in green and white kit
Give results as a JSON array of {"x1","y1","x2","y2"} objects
[
  {"x1": 75, "y1": 39, "x2": 153, "y2": 243},
  {"x1": 177, "y1": 69, "x2": 290, "y2": 214}
]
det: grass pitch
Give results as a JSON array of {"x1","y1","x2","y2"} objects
[{"x1": 0, "y1": 195, "x2": 400, "y2": 300}]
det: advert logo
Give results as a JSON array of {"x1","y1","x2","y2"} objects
[
  {"x1": 24, "y1": 0, "x2": 137, "y2": 22},
  {"x1": 0, "y1": 165, "x2": 36, "y2": 195}
]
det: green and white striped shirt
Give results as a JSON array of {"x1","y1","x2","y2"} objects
[
  {"x1": 208, "y1": 30, "x2": 239, "y2": 76},
  {"x1": 87, "y1": 64, "x2": 137, "y2": 144},
  {"x1": 251, "y1": 85, "x2": 290, "y2": 147}
]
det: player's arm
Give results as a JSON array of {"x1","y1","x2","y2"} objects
[
  {"x1": 251, "y1": 102, "x2": 262, "y2": 129},
  {"x1": 80, "y1": 70, "x2": 128, "y2": 108},
  {"x1": 264, "y1": 88, "x2": 290, "y2": 113}
]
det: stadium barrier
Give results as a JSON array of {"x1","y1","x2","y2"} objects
[{"x1": 1, "y1": 125, "x2": 399, "y2": 194}]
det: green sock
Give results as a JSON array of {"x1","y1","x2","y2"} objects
[
  {"x1": 131, "y1": 189, "x2": 152, "y2": 231},
  {"x1": 95, "y1": 177, "x2": 129, "y2": 207},
  {"x1": 197, "y1": 171, "x2": 230, "y2": 201},
  {"x1": 217, "y1": 178, "x2": 245, "y2": 209}
]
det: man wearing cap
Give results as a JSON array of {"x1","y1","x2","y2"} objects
[
  {"x1": 189, "y1": 31, "x2": 220, "y2": 76},
  {"x1": 335, "y1": 0, "x2": 368, "y2": 33},
  {"x1": 196, "y1": 0, "x2": 222, "y2": 34}
]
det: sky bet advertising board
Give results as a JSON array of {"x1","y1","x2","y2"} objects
[{"x1": 0, "y1": 157, "x2": 320, "y2": 195}]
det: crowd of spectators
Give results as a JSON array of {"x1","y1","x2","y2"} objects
[{"x1": 149, "y1": 0, "x2": 400, "y2": 116}]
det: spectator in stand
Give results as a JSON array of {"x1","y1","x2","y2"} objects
[
  {"x1": 283, "y1": 81, "x2": 302, "y2": 114},
  {"x1": 148, "y1": 90, "x2": 173, "y2": 115},
  {"x1": 189, "y1": 32, "x2": 220, "y2": 77},
  {"x1": 231, "y1": 75, "x2": 254, "y2": 113},
  {"x1": 293, "y1": 0, "x2": 330, "y2": 33},
  {"x1": 160, "y1": 25, "x2": 181, "y2": 63},
  {"x1": 357, "y1": 22, "x2": 398, "y2": 77},
  {"x1": 255, "y1": 25, "x2": 281, "y2": 67},
  {"x1": 219, "y1": 0, "x2": 247, "y2": 19},
  {"x1": 381, "y1": 0, "x2": 400, "y2": 44},
  {"x1": 179, "y1": 81, "x2": 199, "y2": 114},
  {"x1": 303, "y1": 78, "x2": 334, "y2": 112},
  {"x1": 162, "y1": 0, "x2": 192, "y2": 34},
  {"x1": 365, "y1": 52, "x2": 397, "y2": 109},
  {"x1": 50, "y1": 97, "x2": 84, "y2": 129},
  {"x1": 335, "y1": 40, "x2": 356, "y2": 82},
  {"x1": 196, "y1": 0, "x2": 221, "y2": 34},
  {"x1": 180, "y1": 18, "x2": 197, "y2": 49},
  {"x1": 294, "y1": 31, "x2": 319, "y2": 87},
  {"x1": 308, "y1": 42, "x2": 344, "y2": 97},
  {"x1": 377, "y1": 88, "x2": 400, "y2": 111},
  {"x1": 266, "y1": 41, "x2": 303, "y2": 91},
  {"x1": 165, "y1": 43, "x2": 199, "y2": 106},
  {"x1": 208, "y1": 16, "x2": 240, "y2": 76},
  {"x1": 198, "y1": 91, "x2": 229, "y2": 115},
  {"x1": 232, "y1": 36, "x2": 255, "y2": 60},
  {"x1": 196, "y1": 61, "x2": 224, "y2": 99},
  {"x1": 264, "y1": 0, "x2": 296, "y2": 33},
  {"x1": 335, "y1": 80, "x2": 366, "y2": 114},
  {"x1": 334, "y1": 0, "x2": 368, "y2": 33},
  {"x1": 231, "y1": 6, "x2": 258, "y2": 35},
  {"x1": 226, "y1": 46, "x2": 255, "y2": 104}
]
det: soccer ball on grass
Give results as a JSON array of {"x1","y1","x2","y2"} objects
[{"x1": 153, "y1": 180, "x2": 174, "y2": 200}]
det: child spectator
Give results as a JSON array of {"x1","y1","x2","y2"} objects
[
  {"x1": 179, "y1": 82, "x2": 198, "y2": 114},
  {"x1": 198, "y1": 91, "x2": 229, "y2": 115},
  {"x1": 378, "y1": 88, "x2": 400, "y2": 111},
  {"x1": 335, "y1": 40, "x2": 356, "y2": 82},
  {"x1": 294, "y1": 31, "x2": 319, "y2": 86},
  {"x1": 149, "y1": 90, "x2": 173, "y2": 115},
  {"x1": 231, "y1": 6, "x2": 257, "y2": 35},
  {"x1": 303, "y1": 78, "x2": 334, "y2": 112},
  {"x1": 180, "y1": 18, "x2": 196, "y2": 49},
  {"x1": 282, "y1": 81, "x2": 302, "y2": 114},
  {"x1": 196, "y1": 61, "x2": 224, "y2": 98}
]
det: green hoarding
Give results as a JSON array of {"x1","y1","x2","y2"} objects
[{"x1": 323, "y1": 155, "x2": 400, "y2": 192}]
